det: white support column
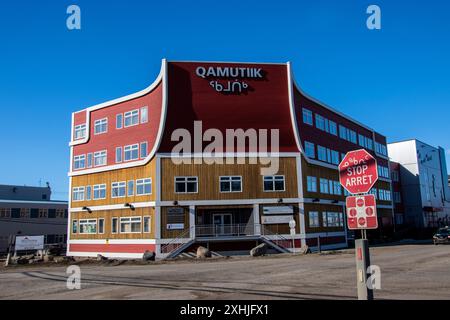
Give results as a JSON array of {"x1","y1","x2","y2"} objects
[
  {"x1": 296, "y1": 155, "x2": 307, "y2": 247},
  {"x1": 189, "y1": 205, "x2": 196, "y2": 239},
  {"x1": 253, "y1": 204, "x2": 261, "y2": 235}
]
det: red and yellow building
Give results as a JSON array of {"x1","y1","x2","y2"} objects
[{"x1": 67, "y1": 60, "x2": 393, "y2": 258}]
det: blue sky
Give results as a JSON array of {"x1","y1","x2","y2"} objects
[{"x1": 0, "y1": 1, "x2": 449, "y2": 200}]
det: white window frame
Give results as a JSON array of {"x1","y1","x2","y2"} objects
[
  {"x1": 263, "y1": 175, "x2": 286, "y2": 192},
  {"x1": 116, "y1": 147, "x2": 122, "y2": 163},
  {"x1": 72, "y1": 186, "x2": 85, "y2": 202},
  {"x1": 93, "y1": 184, "x2": 106, "y2": 200},
  {"x1": 116, "y1": 113, "x2": 123, "y2": 129},
  {"x1": 128, "y1": 180, "x2": 134, "y2": 197},
  {"x1": 111, "y1": 181, "x2": 126, "y2": 198},
  {"x1": 73, "y1": 155, "x2": 86, "y2": 170},
  {"x1": 94, "y1": 150, "x2": 107, "y2": 167},
  {"x1": 309, "y1": 211, "x2": 320, "y2": 228},
  {"x1": 98, "y1": 218, "x2": 105, "y2": 234},
  {"x1": 124, "y1": 144, "x2": 139, "y2": 161},
  {"x1": 124, "y1": 109, "x2": 139, "y2": 128},
  {"x1": 174, "y1": 176, "x2": 198, "y2": 194},
  {"x1": 119, "y1": 216, "x2": 142, "y2": 234},
  {"x1": 72, "y1": 219, "x2": 78, "y2": 234},
  {"x1": 140, "y1": 141, "x2": 148, "y2": 159},
  {"x1": 94, "y1": 118, "x2": 108, "y2": 135},
  {"x1": 136, "y1": 178, "x2": 152, "y2": 195},
  {"x1": 143, "y1": 216, "x2": 151, "y2": 233},
  {"x1": 74, "y1": 124, "x2": 86, "y2": 140},
  {"x1": 79, "y1": 219, "x2": 97, "y2": 234},
  {"x1": 111, "y1": 217, "x2": 118, "y2": 234},
  {"x1": 219, "y1": 176, "x2": 243, "y2": 193},
  {"x1": 140, "y1": 106, "x2": 148, "y2": 124}
]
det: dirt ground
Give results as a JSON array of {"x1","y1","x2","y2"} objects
[{"x1": 0, "y1": 243, "x2": 449, "y2": 300}]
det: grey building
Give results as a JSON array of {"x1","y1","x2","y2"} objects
[
  {"x1": 0, "y1": 184, "x2": 68, "y2": 253},
  {"x1": 387, "y1": 140, "x2": 450, "y2": 229}
]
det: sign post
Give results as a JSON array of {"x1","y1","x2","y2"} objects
[{"x1": 339, "y1": 149, "x2": 379, "y2": 300}]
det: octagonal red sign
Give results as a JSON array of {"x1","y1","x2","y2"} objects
[{"x1": 339, "y1": 149, "x2": 378, "y2": 194}]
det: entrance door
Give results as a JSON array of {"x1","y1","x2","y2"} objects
[{"x1": 213, "y1": 213, "x2": 232, "y2": 236}]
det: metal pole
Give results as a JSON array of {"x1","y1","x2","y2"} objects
[
  {"x1": 355, "y1": 235, "x2": 373, "y2": 300},
  {"x1": 317, "y1": 236, "x2": 321, "y2": 253}
]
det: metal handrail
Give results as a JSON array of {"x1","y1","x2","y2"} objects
[
  {"x1": 261, "y1": 225, "x2": 294, "y2": 249},
  {"x1": 160, "y1": 227, "x2": 193, "y2": 254},
  {"x1": 195, "y1": 223, "x2": 255, "y2": 237}
]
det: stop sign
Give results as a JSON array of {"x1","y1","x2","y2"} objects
[{"x1": 339, "y1": 149, "x2": 378, "y2": 194}]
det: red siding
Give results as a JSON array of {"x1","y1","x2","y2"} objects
[
  {"x1": 70, "y1": 243, "x2": 156, "y2": 253},
  {"x1": 158, "y1": 62, "x2": 299, "y2": 153},
  {"x1": 72, "y1": 82, "x2": 163, "y2": 167}
]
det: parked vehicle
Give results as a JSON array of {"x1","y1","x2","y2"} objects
[{"x1": 433, "y1": 227, "x2": 450, "y2": 245}]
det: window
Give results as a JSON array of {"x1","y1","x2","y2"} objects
[
  {"x1": 93, "y1": 184, "x2": 106, "y2": 200},
  {"x1": 116, "y1": 147, "x2": 122, "y2": 163},
  {"x1": 94, "y1": 118, "x2": 108, "y2": 135},
  {"x1": 375, "y1": 142, "x2": 388, "y2": 156},
  {"x1": 307, "y1": 176, "x2": 317, "y2": 192},
  {"x1": 120, "y1": 217, "x2": 141, "y2": 233},
  {"x1": 72, "y1": 220, "x2": 78, "y2": 234},
  {"x1": 0, "y1": 208, "x2": 10, "y2": 218},
  {"x1": 318, "y1": 145, "x2": 327, "y2": 162},
  {"x1": 175, "y1": 177, "x2": 198, "y2": 193},
  {"x1": 140, "y1": 106, "x2": 148, "y2": 123},
  {"x1": 329, "y1": 121, "x2": 337, "y2": 135},
  {"x1": 331, "y1": 150, "x2": 340, "y2": 165},
  {"x1": 359, "y1": 134, "x2": 365, "y2": 147},
  {"x1": 116, "y1": 114, "x2": 123, "y2": 129},
  {"x1": 72, "y1": 187, "x2": 85, "y2": 201},
  {"x1": 315, "y1": 114, "x2": 325, "y2": 131},
  {"x1": 124, "y1": 109, "x2": 139, "y2": 127},
  {"x1": 98, "y1": 218, "x2": 105, "y2": 234},
  {"x1": 112, "y1": 217, "x2": 118, "y2": 233},
  {"x1": 38, "y1": 209, "x2": 48, "y2": 218},
  {"x1": 56, "y1": 209, "x2": 65, "y2": 218},
  {"x1": 339, "y1": 125, "x2": 347, "y2": 140},
  {"x1": 143, "y1": 216, "x2": 151, "y2": 233},
  {"x1": 73, "y1": 155, "x2": 86, "y2": 170},
  {"x1": 305, "y1": 141, "x2": 315, "y2": 159},
  {"x1": 136, "y1": 178, "x2": 152, "y2": 195},
  {"x1": 323, "y1": 212, "x2": 341, "y2": 227},
  {"x1": 128, "y1": 180, "x2": 134, "y2": 197},
  {"x1": 86, "y1": 186, "x2": 92, "y2": 200},
  {"x1": 322, "y1": 212, "x2": 328, "y2": 227},
  {"x1": 391, "y1": 170, "x2": 399, "y2": 182},
  {"x1": 124, "y1": 144, "x2": 139, "y2": 161},
  {"x1": 87, "y1": 153, "x2": 93, "y2": 168},
  {"x1": 263, "y1": 176, "x2": 285, "y2": 192},
  {"x1": 94, "y1": 150, "x2": 107, "y2": 167},
  {"x1": 79, "y1": 219, "x2": 97, "y2": 234},
  {"x1": 302, "y1": 108, "x2": 313, "y2": 125},
  {"x1": 320, "y1": 178, "x2": 329, "y2": 194},
  {"x1": 395, "y1": 214, "x2": 404, "y2": 225},
  {"x1": 370, "y1": 188, "x2": 378, "y2": 199},
  {"x1": 394, "y1": 192, "x2": 402, "y2": 203},
  {"x1": 74, "y1": 124, "x2": 86, "y2": 140},
  {"x1": 333, "y1": 181, "x2": 342, "y2": 195},
  {"x1": 140, "y1": 142, "x2": 148, "y2": 159},
  {"x1": 220, "y1": 176, "x2": 242, "y2": 192},
  {"x1": 349, "y1": 130, "x2": 357, "y2": 144},
  {"x1": 309, "y1": 211, "x2": 319, "y2": 228},
  {"x1": 112, "y1": 182, "x2": 126, "y2": 198}
]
